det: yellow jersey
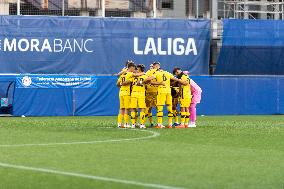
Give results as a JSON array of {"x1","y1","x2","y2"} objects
[
  {"x1": 145, "y1": 69, "x2": 158, "y2": 93},
  {"x1": 131, "y1": 74, "x2": 148, "y2": 98},
  {"x1": 154, "y1": 70, "x2": 175, "y2": 94},
  {"x1": 180, "y1": 74, "x2": 191, "y2": 99},
  {"x1": 117, "y1": 72, "x2": 133, "y2": 96}
]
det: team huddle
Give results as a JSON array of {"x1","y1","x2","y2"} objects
[{"x1": 116, "y1": 60, "x2": 202, "y2": 129}]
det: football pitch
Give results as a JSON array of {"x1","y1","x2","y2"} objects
[{"x1": 0, "y1": 116, "x2": 283, "y2": 189}]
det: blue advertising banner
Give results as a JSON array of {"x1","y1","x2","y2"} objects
[
  {"x1": 10, "y1": 75, "x2": 284, "y2": 116},
  {"x1": 0, "y1": 16, "x2": 210, "y2": 75},
  {"x1": 216, "y1": 19, "x2": 284, "y2": 75},
  {"x1": 16, "y1": 75, "x2": 97, "y2": 88}
]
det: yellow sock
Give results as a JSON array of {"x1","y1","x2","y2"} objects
[
  {"x1": 131, "y1": 111, "x2": 136, "y2": 125},
  {"x1": 145, "y1": 107, "x2": 149, "y2": 121},
  {"x1": 157, "y1": 106, "x2": 163, "y2": 125},
  {"x1": 174, "y1": 110, "x2": 179, "y2": 123},
  {"x1": 185, "y1": 112, "x2": 190, "y2": 125},
  {"x1": 118, "y1": 113, "x2": 123, "y2": 125},
  {"x1": 167, "y1": 106, "x2": 173, "y2": 126},
  {"x1": 135, "y1": 110, "x2": 138, "y2": 123},
  {"x1": 181, "y1": 111, "x2": 186, "y2": 125},
  {"x1": 124, "y1": 114, "x2": 129, "y2": 125},
  {"x1": 140, "y1": 111, "x2": 146, "y2": 125},
  {"x1": 148, "y1": 112, "x2": 153, "y2": 124},
  {"x1": 168, "y1": 116, "x2": 173, "y2": 126}
]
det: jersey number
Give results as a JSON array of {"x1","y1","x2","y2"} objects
[
  {"x1": 134, "y1": 78, "x2": 144, "y2": 86},
  {"x1": 121, "y1": 77, "x2": 126, "y2": 82},
  {"x1": 162, "y1": 74, "x2": 167, "y2": 81}
]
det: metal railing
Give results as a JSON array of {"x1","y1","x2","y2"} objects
[{"x1": 1, "y1": 0, "x2": 208, "y2": 19}]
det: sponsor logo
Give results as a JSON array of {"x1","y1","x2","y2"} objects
[
  {"x1": 22, "y1": 76, "x2": 32, "y2": 87},
  {"x1": 134, "y1": 37, "x2": 197, "y2": 56},
  {"x1": 1, "y1": 38, "x2": 94, "y2": 53}
]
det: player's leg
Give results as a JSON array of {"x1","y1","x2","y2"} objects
[
  {"x1": 124, "y1": 109, "x2": 130, "y2": 128},
  {"x1": 185, "y1": 107, "x2": 190, "y2": 128},
  {"x1": 130, "y1": 109, "x2": 136, "y2": 128},
  {"x1": 172, "y1": 98, "x2": 179, "y2": 126},
  {"x1": 135, "y1": 109, "x2": 139, "y2": 127},
  {"x1": 146, "y1": 93, "x2": 155, "y2": 126},
  {"x1": 118, "y1": 96, "x2": 125, "y2": 128},
  {"x1": 189, "y1": 103, "x2": 197, "y2": 127},
  {"x1": 150, "y1": 93, "x2": 157, "y2": 126},
  {"x1": 173, "y1": 109, "x2": 179, "y2": 125},
  {"x1": 145, "y1": 94, "x2": 151, "y2": 126},
  {"x1": 156, "y1": 93, "x2": 165, "y2": 128},
  {"x1": 147, "y1": 107, "x2": 154, "y2": 126},
  {"x1": 176, "y1": 97, "x2": 186, "y2": 128},
  {"x1": 145, "y1": 106, "x2": 149, "y2": 122},
  {"x1": 156, "y1": 106, "x2": 164, "y2": 127},
  {"x1": 138, "y1": 98, "x2": 146, "y2": 128},
  {"x1": 130, "y1": 97, "x2": 138, "y2": 128},
  {"x1": 118, "y1": 109, "x2": 124, "y2": 128},
  {"x1": 139, "y1": 108, "x2": 146, "y2": 128},
  {"x1": 179, "y1": 107, "x2": 186, "y2": 128},
  {"x1": 166, "y1": 93, "x2": 173, "y2": 128},
  {"x1": 176, "y1": 96, "x2": 191, "y2": 128},
  {"x1": 185, "y1": 97, "x2": 192, "y2": 128},
  {"x1": 123, "y1": 96, "x2": 131, "y2": 128}
]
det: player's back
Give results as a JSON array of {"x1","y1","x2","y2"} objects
[
  {"x1": 146, "y1": 69, "x2": 158, "y2": 93},
  {"x1": 131, "y1": 75, "x2": 147, "y2": 97},
  {"x1": 156, "y1": 70, "x2": 174, "y2": 94},
  {"x1": 118, "y1": 72, "x2": 133, "y2": 96},
  {"x1": 180, "y1": 74, "x2": 191, "y2": 97}
]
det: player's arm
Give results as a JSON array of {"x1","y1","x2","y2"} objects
[
  {"x1": 170, "y1": 74, "x2": 183, "y2": 83},
  {"x1": 121, "y1": 80, "x2": 132, "y2": 86},
  {"x1": 116, "y1": 68, "x2": 127, "y2": 76},
  {"x1": 171, "y1": 76, "x2": 188, "y2": 86},
  {"x1": 179, "y1": 75, "x2": 190, "y2": 86},
  {"x1": 144, "y1": 74, "x2": 165, "y2": 86},
  {"x1": 143, "y1": 75, "x2": 155, "y2": 84},
  {"x1": 116, "y1": 78, "x2": 122, "y2": 87},
  {"x1": 150, "y1": 81, "x2": 165, "y2": 86}
]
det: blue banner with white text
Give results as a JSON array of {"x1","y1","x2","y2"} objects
[
  {"x1": 9, "y1": 75, "x2": 284, "y2": 116},
  {"x1": 16, "y1": 75, "x2": 97, "y2": 88},
  {"x1": 0, "y1": 16, "x2": 210, "y2": 75}
]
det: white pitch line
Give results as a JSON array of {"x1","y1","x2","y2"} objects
[
  {"x1": 0, "y1": 162, "x2": 185, "y2": 189},
  {"x1": 0, "y1": 130, "x2": 160, "y2": 148}
]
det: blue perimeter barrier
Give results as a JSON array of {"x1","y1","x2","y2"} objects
[{"x1": 0, "y1": 75, "x2": 283, "y2": 116}]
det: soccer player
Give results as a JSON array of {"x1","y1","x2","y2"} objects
[
  {"x1": 188, "y1": 78, "x2": 202, "y2": 127},
  {"x1": 117, "y1": 60, "x2": 134, "y2": 76},
  {"x1": 183, "y1": 71, "x2": 202, "y2": 127},
  {"x1": 173, "y1": 68, "x2": 191, "y2": 128},
  {"x1": 149, "y1": 62, "x2": 182, "y2": 128},
  {"x1": 126, "y1": 64, "x2": 149, "y2": 128},
  {"x1": 116, "y1": 62, "x2": 136, "y2": 128},
  {"x1": 145, "y1": 63, "x2": 158, "y2": 127},
  {"x1": 171, "y1": 80, "x2": 180, "y2": 126}
]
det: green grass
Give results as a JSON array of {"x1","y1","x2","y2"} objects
[{"x1": 0, "y1": 116, "x2": 284, "y2": 189}]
